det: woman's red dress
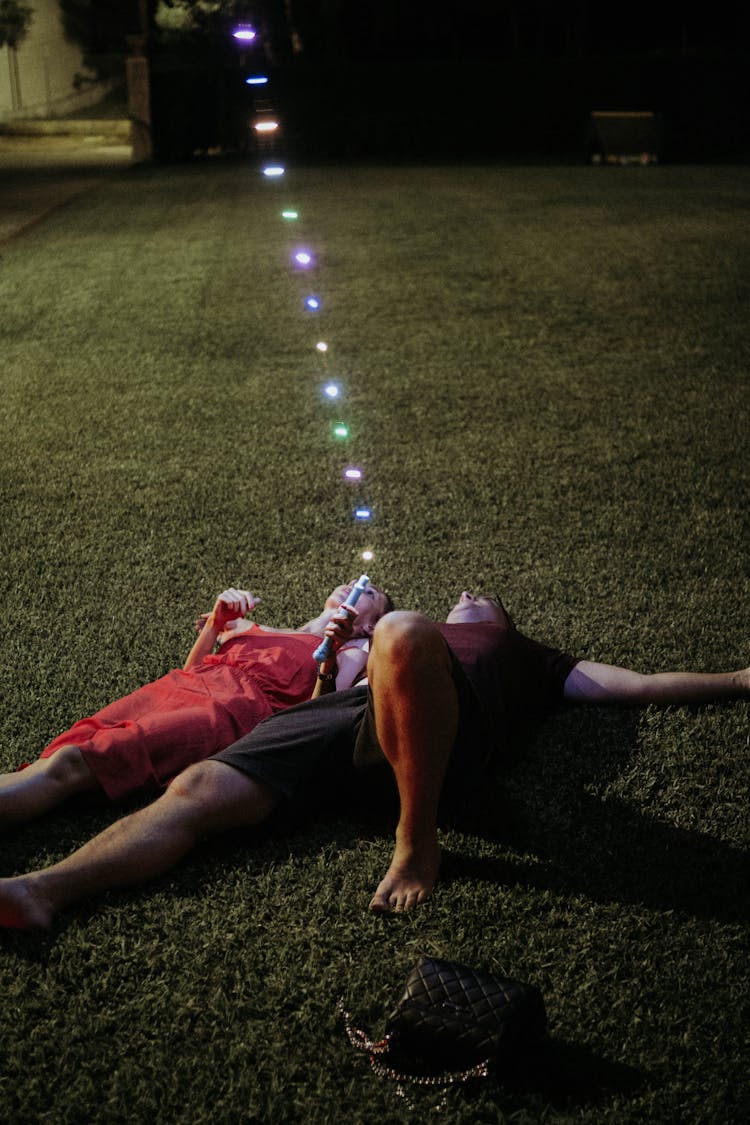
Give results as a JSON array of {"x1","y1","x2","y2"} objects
[{"x1": 39, "y1": 626, "x2": 320, "y2": 799}]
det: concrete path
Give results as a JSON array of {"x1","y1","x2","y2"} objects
[{"x1": 0, "y1": 125, "x2": 132, "y2": 244}]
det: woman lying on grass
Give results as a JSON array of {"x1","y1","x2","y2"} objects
[{"x1": 0, "y1": 581, "x2": 392, "y2": 828}]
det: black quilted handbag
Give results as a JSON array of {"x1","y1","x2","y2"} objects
[{"x1": 340, "y1": 956, "x2": 546, "y2": 1098}]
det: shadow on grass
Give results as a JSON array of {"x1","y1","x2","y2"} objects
[
  {"x1": 361, "y1": 1036, "x2": 647, "y2": 1115},
  {"x1": 497, "y1": 1037, "x2": 648, "y2": 1110},
  {"x1": 447, "y1": 706, "x2": 749, "y2": 925},
  {"x1": 440, "y1": 801, "x2": 749, "y2": 924}
]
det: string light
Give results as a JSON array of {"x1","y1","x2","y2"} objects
[
  {"x1": 236, "y1": 14, "x2": 380, "y2": 573},
  {"x1": 292, "y1": 250, "x2": 315, "y2": 268}
]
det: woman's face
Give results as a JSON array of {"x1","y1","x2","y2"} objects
[{"x1": 326, "y1": 581, "x2": 391, "y2": 636}]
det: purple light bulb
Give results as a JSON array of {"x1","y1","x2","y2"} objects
[{"x1": 292, "y1": 250, "x2": 314, "y2": 269}]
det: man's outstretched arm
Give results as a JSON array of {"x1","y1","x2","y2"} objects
[{"x1": 563, "y1": 660, "x2": 750, "y2": 705}]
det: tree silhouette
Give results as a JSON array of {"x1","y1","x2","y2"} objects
[{"x1": 0, "y1": 0, "x2": 33, "y2": 49}]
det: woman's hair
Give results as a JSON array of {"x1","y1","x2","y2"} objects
[{"x1": 380, "y1": 589, "x2": 395, "y2": 615}]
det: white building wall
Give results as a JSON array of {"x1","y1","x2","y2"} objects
[{"x1": 0, "y1": 0, "x2": 113, "y2": 120}]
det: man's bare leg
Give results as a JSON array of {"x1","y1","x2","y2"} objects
[
  {"x1": 0, "y1": 746, "x2": 99, "y2": 827},
  {"x1": 0, "y1": 761, "x2": 276, "y2": 929},
  {"x1": 366, "y1": 612, "x2": 458, "y2": 913}
]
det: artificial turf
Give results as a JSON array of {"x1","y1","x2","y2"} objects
[{"x1": 0, "y1": 160, "x2": 748, "y2": 1123}]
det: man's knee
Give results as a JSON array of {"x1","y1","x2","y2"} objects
[
  {"x1": 166, "y1": 761, "x2": 234, "y2": 806},
  {"x1": 371, "y1": 612, "x2": 450, "y2": 676}
]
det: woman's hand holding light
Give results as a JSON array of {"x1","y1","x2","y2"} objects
[{"x1": 322, "y1": 604, "x2": 357, "y2": 651}]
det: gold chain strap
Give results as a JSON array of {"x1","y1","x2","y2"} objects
[
  {"x1": 338, "y1": 997, "x2": 492, "y2": 1110},
  {"x1": 338, "y1": 998, "x2": 393, "y2": 1055},
  {"x1": 368, "y1": 1054, "x2": 492, "y2": 1087}
]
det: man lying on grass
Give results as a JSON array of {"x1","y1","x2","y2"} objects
[
  {"x1": 0, "y1": 580, "x2": 392, "y2": 827},
  {"x1": 1, "y1": 592, "x2": 747, "y2": 927}
]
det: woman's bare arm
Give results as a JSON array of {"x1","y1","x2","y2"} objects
[{"x1": 183, "y1": 589, "x2": 259, "y2": 672}]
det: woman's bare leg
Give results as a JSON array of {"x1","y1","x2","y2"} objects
[
  {"x1": 0, "y1": 746, "x2": 99, "y2": 827},
  {"x1": 0, "y1": 760, "x2": 277, "y2": 928}
]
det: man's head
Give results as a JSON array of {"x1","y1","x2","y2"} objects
[
  {"x1": 326, "y1": 581, "x2": 394, "y2": 638},
  {"x1": 445, "y1": 591, "x2": 510, "y2": 626}
]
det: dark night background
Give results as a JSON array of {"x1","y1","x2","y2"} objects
[{"x1": 57, "y1": 1, "x2": 750, "y2": 161}]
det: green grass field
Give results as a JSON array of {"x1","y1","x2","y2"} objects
[{"x1": 0, "y1": 161, "x2": 748, "y2": 1123}]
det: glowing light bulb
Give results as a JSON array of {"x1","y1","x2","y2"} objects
[
  {"x1": 354, "y1": 507, "x2": 372, "y2": 522},
  {"x1": 323, "y1": 382, "x2": 341, "y2": 399},
  {"x1": 262, "y1": 165, "x2": 285, "y2": 178},
  {"x1": 315, "y1": 341, "x2": 328, "y2": 353},
  {"x1": 304, "y1": 295, "x2": 321, "y2": 311},
  {"x1": 281, "y1": 210, "x2": 299, "y2": 220},
  {"x1": 245, "y1": 75, "x2": 269, "y2": 86},
  {"x1": 232, "y1": 27, "x2": 257, "y2": 41},
  {"x1": 333, "y1": 423, "x2": 349, "y2": 439},
  {"x1": 292, "y1": 250, "x2": 314, "y2": 268},
  {"x1": 254, "y1": 120, "x2": 279, "y2": 134},
  {"x1": 344, "y1": 467, "x2": 363, "y2": 481},
  {"x1": 361, "y1": 550, "x2": 374, "y2": 562}
]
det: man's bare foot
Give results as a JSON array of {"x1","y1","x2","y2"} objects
[
  {"x1": 0, "y1": 876, "x2": 55, "y2": 929},
  {"x1": 369, "y1": 838, "x2": 442, "y2": 914}
]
